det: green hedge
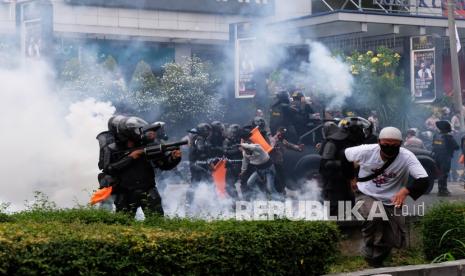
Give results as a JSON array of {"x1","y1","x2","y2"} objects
[
  {"x1": 0, "y1": 209, "x2": 340, "y2": 275},
  {"x1": 422, "y1": 202, "x2": 465, "y2": 261}
]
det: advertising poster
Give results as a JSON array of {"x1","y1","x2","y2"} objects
[
  {"x1": 411, "y1": 36, "x2": 436, "y2": 103},
  {"x1": 235, "y1": 37, "x2": 257, "y2": 99}
]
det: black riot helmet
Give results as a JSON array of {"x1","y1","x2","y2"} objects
[
  {"x1": 253, "y1": 116, "x2": 266, "y2": 130},
  {"x1": 338, "y1": 117, "x2": 371, "y2": 144},
  {"x1": 226, "y1": 124, "x2": 241, "y2": 140},
  {"x1": 322, "y1": 121, "x2": 339, "y2": 139},
  {"x1": 152, "y1": 121, "x2": 169, "y2": 141},
  {"x1": 117, "y1": 116, "x2": 160, "y2": 143},
  {"x1": 211, "y1": 121, "x2": 225, "y2": 135},
  {"x1": 436, "y1": 120, "x2": 452, "y2": 133},
  {"x1": 276, "y1": 91, "x2": 290, "y2": 104},
  {"x1": 108, "y1": 115, "x2": 127, "y2": 135},
  {"x1": 196, "y1": 123, "x2": 212, "y2": 138}
]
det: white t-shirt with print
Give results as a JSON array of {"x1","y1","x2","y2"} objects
[{"x1": 345, "y1": 144, "x2": 428, "y2": 205}]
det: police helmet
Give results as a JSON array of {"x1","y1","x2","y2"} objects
[
  {"x1": 117, "y1": 116, "x2": 150, "y2": 142},
  {"x1": 339, "y1": 117, "x2": 371, "y2": 142},
  {"x1": 322, "y1": 121, "x2": 339, "y2": 139},
  {"x1": 152, "y1": 121, "x2": 168, "y2": 141},
  {"x1": 197, "y1": 123, "x2": 212, "y2": 137},
  {"x1": 211, "y1": 121, "x2": 225, "y2": 134},
  {"x1": 108, "y1": 115, "x2": 127, "y2": 135},
  {"x1": 227, "y1": 124, "x2": 241, "y2": 139},
  {"x1": 291, "y1": 91, "x2": 304, "y2": 100},
  {"x1": 276, "y1": 91, "x2": 290, "y2": 103}
]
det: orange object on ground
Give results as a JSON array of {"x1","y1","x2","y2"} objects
[
  {"x1": 249, "y1": 127, "x2": 273, "y2": 153},
  {"x1": 90, "y1": 186, "x2": 113, "y2": 205},
  {"x1": 459, "y1": 154, "x2": 464, "y2": 164},
  {"x1": 212, "y1": 159, "x2": 227, "y2": 198}
]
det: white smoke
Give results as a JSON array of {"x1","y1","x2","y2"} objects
[
  {"x1": 301, "y1": 41, "x2": 354, "y2": 108},
  {"x1": 0, "y1": 60, "x2": 114, "y2": 211},
  {"x1": 161, "y1": 182, "x2": 234, "y2": 220}
]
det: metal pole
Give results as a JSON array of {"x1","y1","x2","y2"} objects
[{"x1": 447, "y1": 0, "x2": 465, "y2": 131}]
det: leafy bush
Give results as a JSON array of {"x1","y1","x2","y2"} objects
[
  {"x1": 422, "y1": 202, "x2": 465, "y2": 261},
  {"x1": 159, "y1": 56, "x2": 223, "y2": 127},
  {"x1": 0, "y1": 210, "x2": 339, "y2": 275}
]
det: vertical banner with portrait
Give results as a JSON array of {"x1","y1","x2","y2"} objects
[
  {"x1": 23, "y1": 20, "x2": 42, "y2": 58},
  {"x1": 235, "y1": 37, "x2": 257, "y2": 98},
  {"x1": 18, "y1": 0, "x2": 53, "y2": 59},
  {"x1": 411, "y1": 36, "x2": 436, "y2": 103}
]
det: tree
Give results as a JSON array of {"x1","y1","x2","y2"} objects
[
  {"x1": 59, "y1": 55, "x2": 126, "y2": 102},
  {"x1": 158, "y1": 56, "x2": 223, "y2": 127},
  {"x1": 128, "y1": 60, "x2": 160, "y2": 113},
  {"x1": 344, "y1": 47, "x2": 412, "y2": 131}
]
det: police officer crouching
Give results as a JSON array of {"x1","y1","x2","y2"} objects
[
  {"x1": 105, "y1": 116, "x2": 182, "y2": 217},
  {"x1": 432, "y1": 120, "x2": 459, "y2": 196},
  {"x1": 319, "y1": 117, "x2": 371, "y2": 215}
]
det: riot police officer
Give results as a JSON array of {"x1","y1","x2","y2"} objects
[
  {"x1": 223, "y1": 124, "x2": 243, "y2": 199},
  {"x1": 319, "y1": 117, "x2": 371, "y2": 215},
  {"x1": 188, "y1": 123, "x2": 214, "y2": 183},
  {"x1": 269, "y1": 91, "x2": 298, "y2": 142},
  {"x1": 432, "y1": 120, "x2": 459, "y2": 196},
  {"x1": 252, "y1": 116, "x2": 272, "y2": 143},
  {"x1": 210, "y1": 121, "x2": 226, "y2": 158},
  {"x1": 290, "y1": 90, "x2": 314, "y2": 137},
  {"x1": 103, "y1": 116, "x2": 182, "y2": 217}
]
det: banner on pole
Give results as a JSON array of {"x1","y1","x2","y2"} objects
[{"x1": 411, "y1": 36, "x2": 436, "y2": 103}]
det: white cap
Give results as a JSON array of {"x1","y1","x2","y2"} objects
[{"x1": 379, "y1": 127, "x2": 402, "y2": 141}]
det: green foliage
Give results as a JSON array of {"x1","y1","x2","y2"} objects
[
  {"x1": 0, "y1": 202, "x2": 11, "y2": 223},
  {"x1": 159, "y1": 56, "x2": 223, "y2": 126},
  {"x1": 422, "y1": 202, "x2": 465, "y2": 261},
  {"x1": 0, "y1": 209, "x2": 339, "y2": 275},
  {"x1": 128, "y1": 60, "x2": 161, "y2": 113},
  {"x1": 344, "y1": 47, "x2": 412, "y2": 130},
  {"x1": 10, "y1": 208, "x2": 132, "y2": 226},
  {"x1": 59, "y1": 54, "x2": 128, "y2": 105},
  {"x1": 24, "y1": 191, "x2": 57, "y2": 212}
]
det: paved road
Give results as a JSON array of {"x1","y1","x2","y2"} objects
[{"x1": 404, "y1": 181, "x2": 465, "y2": 215}]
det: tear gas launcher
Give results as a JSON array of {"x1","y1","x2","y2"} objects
[
  {"x1": 116, "y1": 140, "x2": 188, "y2": 161},
  {"x1": 143, "y1": 140, "x2": 188, "y2": 161}
]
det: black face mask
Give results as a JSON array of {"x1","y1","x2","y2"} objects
[{"x1": 380, "y1": 144, "x2": 400, "y2": 158}]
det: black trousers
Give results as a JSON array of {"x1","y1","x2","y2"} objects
[
  {"x1": 436, "y1": 156, "x2": 452, "y2": 191},
  {"x1": 273, "y1": 163, "x2": 286, "y2": 194},
  {"x1": 226, "y1": 164, "x2": 241, "y2": 199},
  {"x1": 357, "y1": 194, "x2": 405, "y2": 265},
  {"x1": 114, "y1": 187, "x2": 164, "y2": 217}
]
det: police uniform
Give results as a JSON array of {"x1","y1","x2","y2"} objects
[{"x1": 432, "y1": 121, "x2": 459, "y2": 195}]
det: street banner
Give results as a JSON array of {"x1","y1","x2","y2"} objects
[
  {"x1": 411, "y1": 36, "x2": 436, "y2": 103},
  {"x1": 235, "y1": 37, "x2": 257, "y2": 98}
]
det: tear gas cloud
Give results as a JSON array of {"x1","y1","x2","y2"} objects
[
  {"x1": 232, "y1": 19, "x2": 353, "y2": 109},
  {"x1": 0, "y1": 1, "x2": 355, "y2": 215},
  {"x1": 0, "y1": 61, "x2": 114, "y2": 211}
]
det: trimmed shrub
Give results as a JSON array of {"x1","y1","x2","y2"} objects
[
  {"x1": 422, "y1": 202, "x2": 465, "y2": 260},
  {"x1": 0, "y1": 210, "x2": 340, "y2": 275}
]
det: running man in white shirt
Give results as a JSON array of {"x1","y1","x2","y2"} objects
[{"x1": 345, "y1": 127, "x2": 430, "y2": 267}]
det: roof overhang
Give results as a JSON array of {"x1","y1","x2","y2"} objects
[{"x1": 269, "y1": 11, "x2": 465, "y2": 42}]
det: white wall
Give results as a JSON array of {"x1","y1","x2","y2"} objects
[
  {"x1": 51, "y1": 0, "x2": 250, "y2": 43},
  {"x1": 0, "y1": 3, "x2": 16, "y2": 35},
  {"x1": 273, "y1": 0, "x2": 311, "y2": 21}
]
